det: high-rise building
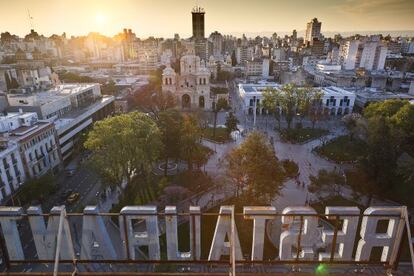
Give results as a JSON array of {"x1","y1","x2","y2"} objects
[
  {"x1": 339, "y1": 40, "x2": 360, "y2": 70},
  {"x1": 192, "y1": 6, "x2": 205, "y2": 39},
  {"x1": 292, "y1": 29, "x2": 297, "y2": 41},
  {"x1": 305, "y1": 18, "x2": 322, "y2": 45},
  {"x1": 209, "y1": 31, "x2": 223, "y2": 58}
]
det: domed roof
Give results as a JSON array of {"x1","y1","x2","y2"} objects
[
  {"x1": 197, "y1": 66, "x2": 210, "y2": 75},
  {"x1": 162, "y1": 65, "x2": 176, "y2": 76},
  {"x1": 181, "y1": 53, "x2": 200, "y2": 63}
]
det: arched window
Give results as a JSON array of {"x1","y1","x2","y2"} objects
[
  {"x1": 182, "y1": 94, "x2": 191, "y2": 108},
  {"x1": 199, "y1": 96, "x2": 205, "y2": 108}
]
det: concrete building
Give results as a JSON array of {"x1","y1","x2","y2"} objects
[
  {"x1": 409, "y1": 81, "x2": 414, "y2": 96},
  {"x1": 6, "y1": 84, "x2": 114, "y2": 161},
  {"x1": 238, "y1": 82, "x2": 280, "y2": 115},
  {"x1": 0, "y1": 140, "x2": 25, "y2": 203},
  {"x1": 354, "y1": 88, "x2": 414, "y2": 109},
  {"x1": 192, "y1": 6, "x2": 205, "y2": 39},
  {"x1": 338, "y1": 40, "x2": 387, "y2": 71},
  {"x1": 238, "y1": 82, "x2": 355, "y2": 116},
  {"x1": 305, "y1": 18, "x2": 322, "y2": 45},
  {"x1": 245, "y1": 58, "x2": 264, "y2": 78},
  {"x1": 339, "y1": 40, "x2": 360, "y2": 70},
  {"x1": 53, "y1": 95, "x2": 114, "y2": 161},
  {"x1": 7, "y1": 84, "x2": 102, "y2": 119},
  {"x1": 0, "y1": 112, "x2": 61, "y2": 180},
  {"x1": 209, "y1": 31, "x2": 223, "y2": 58},
  {"x1": 359, "y1": 42, "x2": 387, "y2": 71},
  {"x1": 272, "y1": 48, "x2": 286, "y2": 62}
]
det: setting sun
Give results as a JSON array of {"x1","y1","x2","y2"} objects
[{"x1": 95, "y1": 12, "x2": 107, "y2": 25}]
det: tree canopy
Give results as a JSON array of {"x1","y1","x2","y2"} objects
[
  {"x1": 157, "y1": 110, "x2": 183, "y2": 175},
  {"x1": 225, "y1": 112, "x2": 239, "y2": 134},
  {"x1": 225, "y1": 131, "x2": 284, "y2": 204},
  {"x1": 133, "y1": 85, "x2": 176, "y2": 119},
  {"x1": 262, "y1": 84, "x2": 323, "y2": 130},
  {"x1": 308, "y1": 169, "x2": 346, "y2": 200},
  {"x1": 85, "y1": 112, "x2": 162, "y2": 187}
]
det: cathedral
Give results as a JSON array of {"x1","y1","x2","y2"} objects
[{"x1": 162, "y1": 52, "x2": 212, "y2": 110}]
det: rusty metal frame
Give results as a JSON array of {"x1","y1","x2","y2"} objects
[{"x1": 0, "y1": 211, "x2": 407, "y2": 274}]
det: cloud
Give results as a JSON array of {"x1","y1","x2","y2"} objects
[{"x1": 335, "y1": 0, "x2": 414, "y2": 15}]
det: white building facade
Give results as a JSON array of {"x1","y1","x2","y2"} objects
[
  {"x1": 238, "y1": 82, "x2": 356, "y2": 116},
  {"x1": 0, "y1": 141, "x2": 25, "y2": 203}
]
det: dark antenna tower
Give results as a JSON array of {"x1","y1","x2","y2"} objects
[{"x1": 27, "y1": 9, "x2": 35, "y2": 30}]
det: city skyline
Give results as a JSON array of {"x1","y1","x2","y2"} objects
[{"x1": 0, "y1": 0, "x2": 414, "y2": 38}]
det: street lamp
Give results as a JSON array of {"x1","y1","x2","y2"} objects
[{"x1": 253, "y1": 96, "x2": 257, "y2": 129}]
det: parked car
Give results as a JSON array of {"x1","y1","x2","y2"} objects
[
  {"x1": 65, "y1": 169, "x2": 75, "y2": 177},
  {"x1": 66, "y1": 192, "x2": 80, "y2": 204}
]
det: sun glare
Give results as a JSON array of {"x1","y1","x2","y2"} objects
[{"x1": 95, "y1": 13, "x2": 107, "y2": 25}]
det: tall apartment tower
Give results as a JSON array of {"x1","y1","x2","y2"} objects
[
  {"x1": 305, "y1": 18, "x2": 322, "y2": 45},
  {"x1": 192, "y1": 6, "x2": 205, "y2": 39}
]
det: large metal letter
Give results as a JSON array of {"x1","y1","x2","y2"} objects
[
  {"x1": 244, "y1": 206, "x2": 276, "y2": 260},
  {"x1": 119, "y1": 206, "x2": 160, "y2": 260},
  {"x1": 279, "y1": 207, "x2": 318, "y2": 260},
  {"x1": 27, "y1": 206, "x2": 75, "y2": 260},
  {"x1": 319, "y1": 207, "x2": 360, "y2": 261},
  {"x1": 208, "y1": 206, "x2": 243, "y2": 261},
  {"x1": 164, "y1": 206, "x2": 201, "y2": 260},
  {"x1": 80, "y1": 206, "x2": 116, "y2": 260},
  {"x1": 355, "y1": 207, "x2": 403, "y2": 262},
  {"x1": 0, "y1": 207, "x2": 24, "y2": 260}
]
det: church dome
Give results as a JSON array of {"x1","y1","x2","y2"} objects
[{"x1": 162, "y1": 65, "x2": 176, "y2": 76}]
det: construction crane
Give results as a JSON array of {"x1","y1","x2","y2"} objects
[{"x1": 27, "y1": 9, "x2": 35, "y2": 30}]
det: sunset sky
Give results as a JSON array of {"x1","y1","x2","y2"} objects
[{"x1": 0, "y1": 0, "x2": 413, "y2": 38}]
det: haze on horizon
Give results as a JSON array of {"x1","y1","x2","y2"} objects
[{"x1": 0, "y1": 0, "x2": 413, "y2": 38}]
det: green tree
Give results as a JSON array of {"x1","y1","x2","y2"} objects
[
  {"x1": 133, "y1": 85, "x2": 176, "y2": 119},
  {"x1": 308, "y1": 169, "x2": 346, "y2": 200},
  {"x1": 17, "y1": 173, "x2": 57, "y2": 205},
  {"x1": 225, "y1": 112, "x2": 239, "y2": 134},
  {"x1": 282, "y1": 159, "x2": 299, "y2": 178},
  {"x1": 342, "y1": 113, "x2": 362, "y2": 141},
  {"x1": 390, "y1": 103, "x2": 414, "y2": 154},
  {"x1": 262, "y1": 87, "x2": 282, "y2": 130},
  {"x1": 308, "y1": 89, "x2": 324, "y2": 129},
  {"x1": 225, "y1": 131, "x2": 284, "y2": 204},
  {"x1": 101, "y1": 80, "x2": 117, "y2": 95},
  {"x1": 59, "y1": 72, "x2": 94, "y2": 83},
  {"x1": 157, "y1": 110, "x2": 183, "y2": 176},
  {"x1": 296, "y1": 85, "x2": 314, "y2": 125},
  {"x1": 263, "y1": 84, "x2": 298, "y2": 130},
  {"x1": 212, "y1": 97, "x2": 228, "y2": 138},
  {"x1": 216, "y1": 70, "x2": 234, "y2": 82},
  {"x1": 360, "y1": 116, "x2": 397, "y2": 202},
  {"x1": 364, "y1": 99, "x2": 406, "y2": 119},
  {"x1": 180, "y1": 114, "x2": 204, "y2": 171},
  {"x1": 85, "y1": 112, "x2": 161, "y2": 187}
]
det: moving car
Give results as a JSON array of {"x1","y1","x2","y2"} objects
[{"x1": 66, "y1": 192, "x2": 80, "y2": 204}]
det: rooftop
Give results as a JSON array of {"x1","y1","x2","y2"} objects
[
  {"x1": 7, "y1": 83, "x2": 99, "y2": 106},
  {"x1": 322, "y1": 86, "x2": 356, "y2": 97},
  {"x1": 239, "y1": 82, "x2": 281, "y2": 94}
]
